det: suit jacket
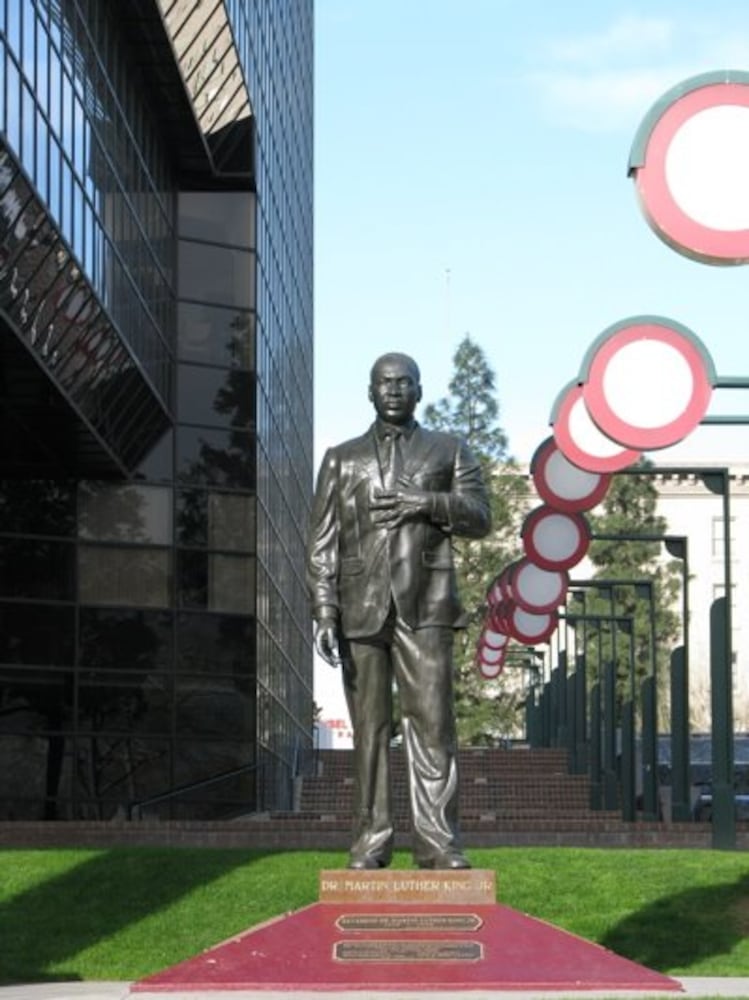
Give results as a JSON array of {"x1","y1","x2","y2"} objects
[{"x1": 306, "y1": 422, "x2": 491, "y2": 638}]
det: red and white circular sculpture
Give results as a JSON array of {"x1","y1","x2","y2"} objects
[
  {"x1": 580, "y1": 317, "x2": 715, "y2": 450},
  {"x1": 510, "y1": 558, "x2": 568, "y2": 614},
  {"x1": 551, "y1": 382, "x2": 641, "y2": 473},
  {"x1": 506, "y1": 605, "x2": 557, "y2": 645},
  {"x1": 522, "y1": 504, "x2": 590, "y2": 571},
  {"x1": 531, "y1": 436, "x2": 611, "y2": 512},
  {"x1": 629, "y1": 71, "x2": 749, "y2": 264}
]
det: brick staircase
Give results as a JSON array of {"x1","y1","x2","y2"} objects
[
  {"x1": 2, "y1": 746, "x2": 747, "y2": 849},
  {"x1": 255, "y1": 745, "x2": 748, "y2": 849}
]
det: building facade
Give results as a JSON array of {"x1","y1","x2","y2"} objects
[{"x1": 0, "y1": 0, "x2": 314, "y2": 819}]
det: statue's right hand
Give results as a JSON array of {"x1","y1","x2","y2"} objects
[{"x1": 315, "y1": 620, "x2": 343, "y2": 668}]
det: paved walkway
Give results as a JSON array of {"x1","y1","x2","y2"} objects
[{"x1": 2, "y1": 981, "x2": 749, "y2": 999}]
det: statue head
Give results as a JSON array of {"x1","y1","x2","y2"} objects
[{"x1": 369, "y1": 353, "x2": 422, "y2": 425}]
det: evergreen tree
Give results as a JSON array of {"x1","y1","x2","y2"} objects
[
  {"x1": 422, "y1": 335, "x2": 529, "y2": 744},
  {"x1": 585, "y1": 461, "x2": 682, "y2": 724}
]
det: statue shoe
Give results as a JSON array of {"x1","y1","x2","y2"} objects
[
  {"x1": 418, "y1": 850, "x2": 471, "y2": 870},
  {"x1": 348, "y1": 855, "x2": 387, "y2": 870}
]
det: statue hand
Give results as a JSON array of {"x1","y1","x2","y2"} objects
[
  {"x1": 315, "y1": 619, "x2": 343, "y2": 668},
  {"x1": 370, "y1": 488, "x2": 432, "y2": 528}
]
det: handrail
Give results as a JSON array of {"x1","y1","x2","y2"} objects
[{"x1": 127, "y1": 761, "x2": 257, "y2": 820}]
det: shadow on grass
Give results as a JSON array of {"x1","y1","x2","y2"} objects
[
  {"x1": 0, "y1": 847, "x2": 271, "y2": 984},
  {"x1": 600, "y1": 873, "x2": 749, "y2": 972}
]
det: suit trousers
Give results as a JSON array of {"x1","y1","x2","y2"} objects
[{"x1": 341, "y1": 606, "x2": 462, "y2": 865}]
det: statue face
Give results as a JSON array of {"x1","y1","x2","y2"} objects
[{"x1": 369, "y1": 356, "x2": 422, "y2": 425}]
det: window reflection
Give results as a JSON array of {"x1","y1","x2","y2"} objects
[
  {"x1": 79, "y1": 546, "x2": 171, "y2": 607},
  {"x1": 78, "y1": 482, "x2": 172, "y2": 543},
  {"x1": 178, "y1": 241, "x2": 254, "y2": 308},
  {"x1": 175, "y1": 674, "x2": 253, "y2": 738},
  {"x1": 0, "y1": 479, "x2": 76, "y2": 535},
  {"x1": 179, "y1": 192, "x2": 255, "y2": 248},
  {"x1": 177, "y1": 364, "x2": 255, "y2": 428},
  {"x1": 175, "y1": 612, "x2": 254, "y2": 675},
  {"x1": 0, "y1": 538, "x2": 75, "y2": 599},
  {"x1": 177, "y1": 426, "x2": 255, "y2": 488},
  {"x1": 79, "y1": 607, "x2": 173, "y2": 671},
  {"x1": 178, "y1": 550, "x2": 254, "y2": 613},
  {"x1": 0, "y1": 603, "x2": 75, "y2": 665},
  {"x1": 178, "y1": 301, "x2": 254, "y2": 368}
]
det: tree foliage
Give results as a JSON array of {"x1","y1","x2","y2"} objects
[{"x1": 422, "y1": 335, "x2": 529, "y2": 745}]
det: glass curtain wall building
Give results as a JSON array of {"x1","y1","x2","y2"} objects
[{"x1": 0, "y1": 0, "x2": 314, "y2": 820}]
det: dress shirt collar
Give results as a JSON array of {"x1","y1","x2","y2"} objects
[{"x1": 374, "y1": 417, "x2": 417, "y2": 441}]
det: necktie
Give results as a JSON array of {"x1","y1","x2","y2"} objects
[{"x1": 381, "y1": 429, "x2": 403, "y2": 489}]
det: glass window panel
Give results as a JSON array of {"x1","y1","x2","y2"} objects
[
  {"x1": 0, "y1": 479, "x2": 76, "y2": 535},
  {"x1": 177, "y1": 550, "x2": 207, "y2": 608},
  {"x1": 0, "y1": 538, "x2": 75, "y2": 599},
  {"x1": 175, "y1": 611, "x2": 254, "y2": 675},
  {"x1": 0, "y1": 666, "x2": 73, "y2": 730},
  {"x1": 178, "y1": 364, "x2": 254, "y2": 428},
  {"x1": 177, "y1": 301, "x2": 254, "y2": 369},
  {"x1": 209, "y1": 554, "x2": 254, "y2": 614},
  {"x1": 173, "y1": 739, "x2": 254, "y2": 786},
  {"x1": 0, "y1": 603, "x2": 75, "y2": 665},
  {"x1": 79, "y1": 546, "x2": 171, "y2": 608},
  {"x1": 79, "y1": 607, "x2": 173, "y2": 671},
  {"x1": 179, "y1": 550, "x2": 254, "y2": 613},
  {"x1": 178, "y1": 191, "x2": 255, "y2": 248},
  {"x1": 175, "y1": 489, "x2": 208, "y2": 547},
  {"x1": 175, "y1": 674, "x2": 253, "y2": 738},
  {"x1": 78, "y1": 483, "x2": 172, "y2": 543},
  {"x1": 177, "y1": 241, "x2": 254, "y2": 308},
  {"x1": 176, "y1": 427, "x2": 255, "y2": 488},
  {"x1": 207, "y1": 492, "x2": 255, "y2": 551},
  {"x1": 76, "y1": 734, "x2": 171, "y2": 810},
  {"x1": 133, "y1": 428, "x2": 173, "y2": 484},
  {"x1": 77, "y1": 670, "x2": 171, "y2": 736}
]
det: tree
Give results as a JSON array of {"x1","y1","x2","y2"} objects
[
  {"x1": 585, "y1": 461, "x2": 682, "y2": 727},
  {"x1": 422, "y1": 335, "x2": 529, "y2": 744}
]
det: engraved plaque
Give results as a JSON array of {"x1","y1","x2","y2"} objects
[
  {"x1": 334, "y1": 940, "x2": 483, "y2": 963},
  {"x1": 336, "y1": 913, "x2": 482, "y2": 932},
  {"x1": 320, "y1": 869, "x2": 496, "y2": 904}
]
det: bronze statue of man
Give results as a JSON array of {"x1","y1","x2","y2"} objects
[{"x1": 306, "y1": 352, "x2": 491, "y2": 870}]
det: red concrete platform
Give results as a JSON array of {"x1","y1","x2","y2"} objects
[{"x1": 132, "y1": 899, "x2": 681, "y2": 993}]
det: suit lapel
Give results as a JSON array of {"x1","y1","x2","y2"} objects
[
  {"x1": 400, "y1": 425, "x2": 439, "y2": 483},
  {"x1": 347, "y1": 426, "x2": 384, "y2": 490}
]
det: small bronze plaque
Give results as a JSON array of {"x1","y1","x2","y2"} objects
[
  {"x1": 336, "y1": 913, "x2": 482, "y2": 932},
  {"x1": 320, "y1": 869, "x2": 496, "y2": 904},
  {"x1": 334, "y1": 940, "x2": 483, "y2": 963}
]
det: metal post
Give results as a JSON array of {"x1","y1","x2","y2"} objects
[{"x1": 710, "y1": 596, "x2": 736, "y2": 849}]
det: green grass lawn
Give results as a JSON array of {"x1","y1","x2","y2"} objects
[{"x1": 1, "y1": 845, "x2": 749, "y2": 985}]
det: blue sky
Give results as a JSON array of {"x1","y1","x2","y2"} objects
[{"x1": 314, "y1": 1, "x2": 749, "y2": 470}]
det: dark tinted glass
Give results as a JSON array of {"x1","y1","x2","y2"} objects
[
  {"x1": 178, "y1": 301, "x2": 254, "y2": 368},
  {"x1": 133, "y1": 429, "x2": 174, "y2": 484},
  {"x1": 176, "y1": 427, "x2": 255, "y2": 488},
  {"x1": 178, "y1": 241, "x2": 254, "y2": 308},
  {"x1": 175, "y1": 674, "x2": 253, "y2": 738},
  {"x1": 79, "y1": 608, "x2": 173, "y2": 671},
  {"x1": 0, "y1": 603, "x2": 75, "y2": 665},
  {"x1": 176, "y1": 611, "x2": 254, "y2": 675},
  {"x1": 175, "y1": 488, "x2": 208, "y2": 546},
  {"x1": 177, "y1": 550, "x2": 207, "y2": 608},
  {"x1": 0, "y1": 666, "x2": 74, "y2": 720},
  {"x1": 78, "y1": 670, "x2": 171, "y2": 735},
  {"x1": 0, "y1": 480, "x2": 76, "y2": 535},
  {"x1": 0, "y1": 538, "x2": 75, "y2": 599},
  {"x1": 177, "y1": 364, "x2": 254, "y2": 428},
  {"x1": 178, "y1": 192, "x2": 255, "y2": 248}
]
